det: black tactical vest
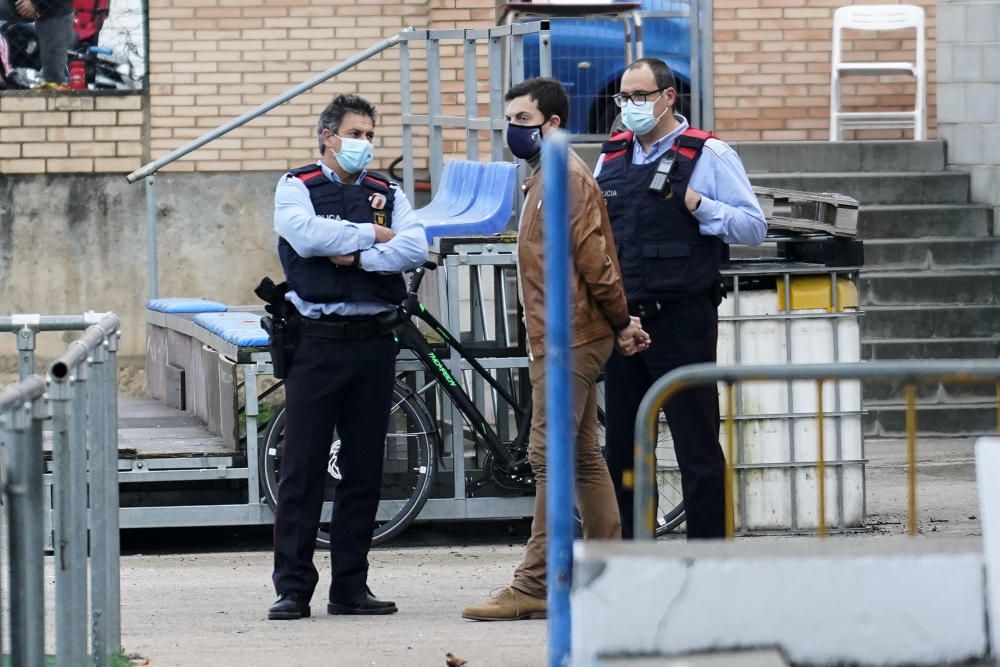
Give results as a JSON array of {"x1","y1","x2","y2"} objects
[
  {"x1": 596, "y1": 128, "x2": 725, "y2": 304},
  {"x1": 278, "y1": 165, "x2": 406, "y2": 307}
]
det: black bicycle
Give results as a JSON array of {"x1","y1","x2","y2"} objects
[{"x1": 259, "y1": 263, "x2": 686, "y2": 546}]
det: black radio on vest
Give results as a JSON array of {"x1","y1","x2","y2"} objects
[
  {"x1": 596, "y1": 127, "x2": 723, "y2": 305},
  {"x1": 277, "y1": 165, "x2": 406, "y2": 306},
  {"x1": 647, "y1": 154, "x2": 675, "y2": 198}
]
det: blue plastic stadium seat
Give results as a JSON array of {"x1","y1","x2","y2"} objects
[
  {"x1": 413, "y1": 160, "x2": 482, "y2": 224},
  {"x1": 192, "y1": 312, "x2": 270, "y2": 348},
  {"x1": 146, "y1": 297, "x2": 228, "y2": 314},
  {"x1": 417, "y1": 161, "x2": 518, "y2": 242}
]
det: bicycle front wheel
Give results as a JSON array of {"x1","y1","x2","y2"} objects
[{"x1": 260, "y1": 380, "x2": 439, "y2": 548}]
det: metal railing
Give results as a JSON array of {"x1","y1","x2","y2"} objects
[
  {"x1": 632, "y1": 360, "x2": 1000, "y2": 540},
  {"x1": 124, "y1": 23, "x2": 552, "y2": 301},
  {"x1": 0, "y1": 314, "x2": 123, "y2": 667},
  {"x1": 400, "y1": 23, "x2": 551, "y2": 204}
]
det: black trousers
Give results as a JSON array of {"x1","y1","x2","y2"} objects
[
  {"x1": 272, "y1": 332, "x2": 396, "y2": 602},
  {"x1": 604, "y1": 297, "x2": 725, "y2": 539}
]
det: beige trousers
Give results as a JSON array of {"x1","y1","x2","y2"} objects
[{"x1": 511, "y1": 335, "x2": 621, "y2": 598}]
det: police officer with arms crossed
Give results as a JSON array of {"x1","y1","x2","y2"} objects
[
  {"x1": 596, "y1": 58, "x2": 767, "y2": 539},
  {"x1": 267, "y1": 94, "x2": 428, "y2": 620}
]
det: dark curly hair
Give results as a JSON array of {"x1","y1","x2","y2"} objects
[
  {"x1": 316, "y1": 94, "x2": 377, "y2": 155},
  {"x1": 504, "y1": 77, "x2": 569, "y2": 126}
]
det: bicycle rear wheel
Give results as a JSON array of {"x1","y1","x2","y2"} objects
[{"x1": 259, "y1": 380, "x2": 438, "y2": 548}]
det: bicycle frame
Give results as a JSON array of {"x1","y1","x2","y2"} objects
[{"x1": 394, "y1": 268, "x2": 530, "y2": 472}]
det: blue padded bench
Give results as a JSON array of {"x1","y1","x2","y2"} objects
[
  {"x1": 146, "y1": 297, "x2": 228, "y2": 313},
  {"x1": 192, "y1": 312, "x2": 270, "y2": 348},
  {"x1": 146, "y1": 304, "x2": 264, "y2": 441},
  {"x1": 415, "y1": 161, "x2": 518, "y2": 242}
]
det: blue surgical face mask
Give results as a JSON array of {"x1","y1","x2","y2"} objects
[
  {"x1": 506, "y1": 123, "x2": 544, "y2": 161},
  {"x1": 333, "y1": 136, "x2": 374, "y2": 174},
  {"x1": 620, "y1": 99, "x2": 669, "y2": 136}
]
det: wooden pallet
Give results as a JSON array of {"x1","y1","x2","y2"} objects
[{"x1": 754, "y1": 186, "x2": 859, "y2": 238}]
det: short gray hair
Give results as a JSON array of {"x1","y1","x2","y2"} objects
[{"x1": 316, "y1": 94, "x2": 377, "y2": 155}]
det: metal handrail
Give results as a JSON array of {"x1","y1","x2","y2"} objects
[
  {"x1": 0, "y1": 316, "x2": 123, "y2": 666},
  {"x1": 633, "y1": 360, "x2": 1000, "y2": 540},
  {"x1": 49, "y1": 314, "x2": 122, "y2": 380},
  {"x1": 125, "y1": 23, "x2": 551, "y2": 300},
  {"x1": 1, "y1": 312, "x2": 115, "y2": 381},
  {"x1": 0, "y1": 376, "x2": 46, "y2": 413},
  {"x1": 125, "y1": 31, "x2": 407, "y2": 183}
]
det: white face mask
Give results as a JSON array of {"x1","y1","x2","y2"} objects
[
  {"x1": 333, "y1": 136, "x2": 374, "y2": 174},
  {"x1": 620, "y1": 98, "x2": 670, "y2": 136}
]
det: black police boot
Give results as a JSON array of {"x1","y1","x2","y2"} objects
[
  {"x1": 327, "y1": 588, "x2": 398, "y2": 616},
  {"x1": 268, "y1": 591, "x2": 311, "y2": 620}
]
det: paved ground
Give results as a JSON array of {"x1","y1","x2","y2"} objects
[
  {"x1": 864, "y1": 438, "x2": 981, "y2": 537},
  {"x1": 2, "y1": 437, "x2": 986, "y2": 666},
  {"x1": 117, "y1": 528, "x2": 545, "y2": 667}
]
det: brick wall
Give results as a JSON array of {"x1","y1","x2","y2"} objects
[
  {"x1": 713, "y1": 0, "x2": 938, "y2": 141},
  {"x1": 0, "y1": 0, "x2": 943, "y2": 176},
  {"x1": 146, "y1": 0, "x2": 497, "y2": 175},
  {"x1": 147, "y1": 0, "x2": 418, "y2": 173},
  {"x1": 0, "y1": 92, "x2": 143, "y2": 173}
]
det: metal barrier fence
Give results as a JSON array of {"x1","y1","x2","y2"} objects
[
  {"x1": 632, "y1": 360, "x2": 1000, "y2": 540},
  {"x1": 0, "y1": 314, "x2": 122, "y2": 666}
]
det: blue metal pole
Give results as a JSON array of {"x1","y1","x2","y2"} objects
[{"x1": 542, "y1": 129, "x2": 573, "y2": 667}]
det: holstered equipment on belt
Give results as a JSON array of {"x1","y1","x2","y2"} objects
[{"x1": 255, "y1": 277, "x2": 299, "y2": 379}]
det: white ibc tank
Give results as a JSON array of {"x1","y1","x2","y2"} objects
[{"x1": 716, "y1": 274, "x2": 864, "y2": 531}]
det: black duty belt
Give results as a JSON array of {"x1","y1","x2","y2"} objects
[
  {"x1": 628, "y1": 294, "x2": 713, "y2": 319},
  {"x1": 300, "y1": 311, "x2": 400, "y2": 340}
]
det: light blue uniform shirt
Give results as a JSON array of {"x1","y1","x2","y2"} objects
[
  {"x1": 594, "y1": 115, "x2": 767, "y2": 246},
  {"x1": 273, "y1": 160, "x2": 429, "y2": 317}
]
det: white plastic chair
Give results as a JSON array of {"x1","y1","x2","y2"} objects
[{"x1": 830, "y1": 4, "x2": 926, "y2": 141}]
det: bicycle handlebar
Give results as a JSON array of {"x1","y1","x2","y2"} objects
[{"x1": 406, "y1": 261, "x2": 438, "y2": 295}]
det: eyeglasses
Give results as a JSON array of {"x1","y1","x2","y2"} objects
[{"x1": 612, "y1": 88, "x2": 667, "y2": 108}]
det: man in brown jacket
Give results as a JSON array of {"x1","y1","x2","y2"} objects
[{"x1": 462, "y1": 78, "x2": 649, "y2": 622}]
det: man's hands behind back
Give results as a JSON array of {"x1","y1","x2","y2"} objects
[{"x1": 616, "y1": 316, "x2": 651, "y2": 356}]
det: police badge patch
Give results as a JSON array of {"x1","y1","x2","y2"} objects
[{"x1": 370, "y1": 192, "x2": 389, "y2": 226}]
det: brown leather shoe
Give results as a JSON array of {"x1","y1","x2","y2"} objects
[{"x1": 461, "y1": 587, "x2": 547, "y2": 621}]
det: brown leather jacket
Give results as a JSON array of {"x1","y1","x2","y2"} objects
[{"x1": 517, "y1": 149, "x2": 630, "y2": 358}]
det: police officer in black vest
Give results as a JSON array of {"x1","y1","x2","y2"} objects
[
  {"x1": 267, "y1": 94, "x2": 428, "y2": 619},
  {"x1": 595, "y1": 59, "x2": 767, "y2": 539}
]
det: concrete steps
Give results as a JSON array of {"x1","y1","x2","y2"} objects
[
  {"x1": 862, "y1": 338, "x2": 1000, "y2": 361},
  {"x1": 858, "y1": 204, "x2": 994, "y2": 239},
  {"x1": 862, "y1": 304, "x2": 1000, "y2": 340},
  {"x1": 748, "y1": 172, "x2": 970, "y2": 205},
  {"x1": 740, "y1": 139, "x2": 997, "y2": 438},
  {"x1": 862, "y1": 238, "x2": 1000, "y2": 270},
  {"x1": 580, "y1": 138, "x2": 997, "y2": 436},
  {"x1": 733, "y1": 139, "x2": 946, "y2": 173},
  {"x1": 859, "y1": 271, "x2": 1000, "y2": 306}
]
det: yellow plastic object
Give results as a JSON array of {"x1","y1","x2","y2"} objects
[{"x1": 777, "y1": 276, "x2": 859, "y2": 312}]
